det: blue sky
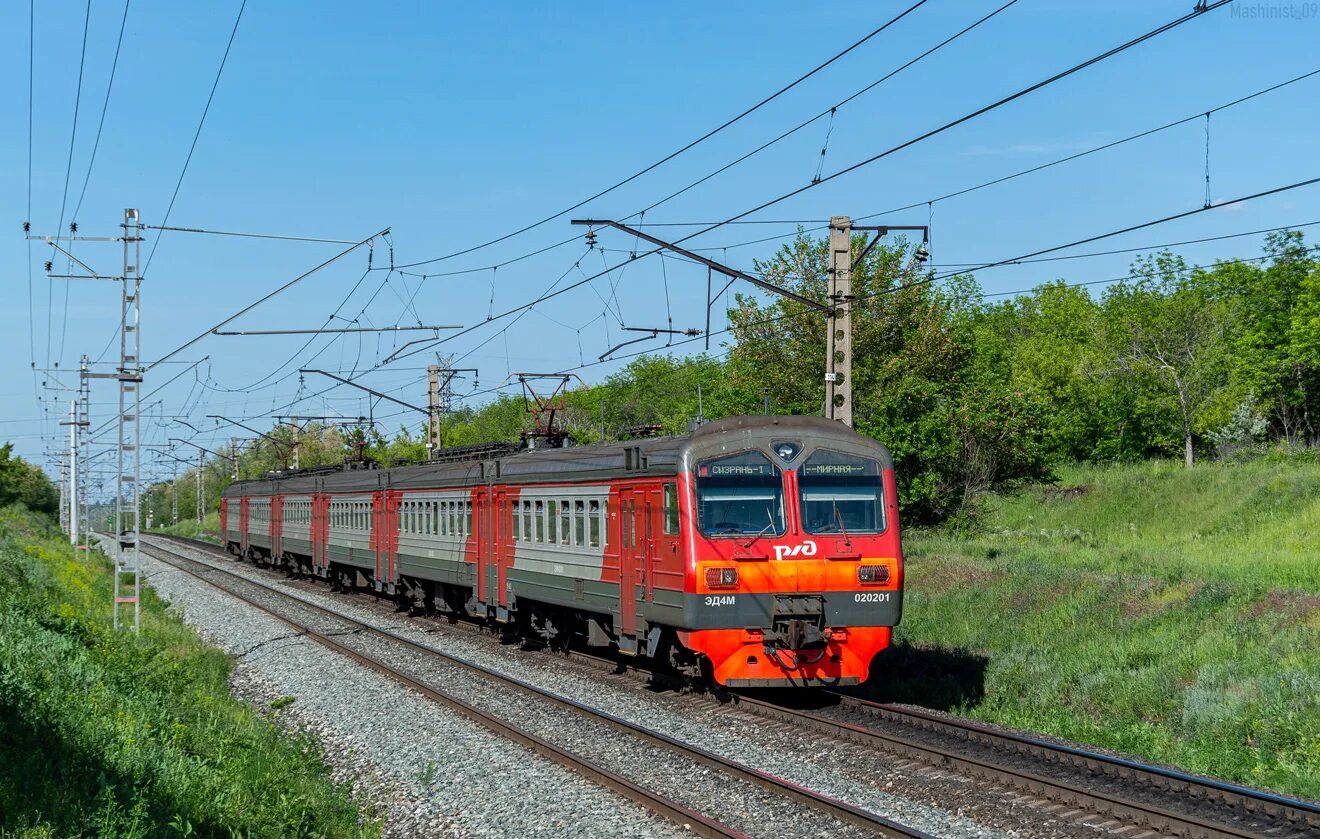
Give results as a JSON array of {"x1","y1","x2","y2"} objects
[{"x1": 3, "y1": 1, "x2": 1318, "y2": 486}]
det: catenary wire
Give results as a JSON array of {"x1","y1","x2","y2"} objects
[
  {"x1": 141, "y1": 0, "x2": 248, "y2": 277},
  {"x1": 390, "y1": 0, "x2": 931, "y2": 269},
  {"x1": 50, "y1": 0, "x2": 93, "y2": 368},
  {"x1": 389, "y1": 1, "x2": 1016, "y2": 280},
  {"x1": 209, "y1": 189, "x2": 1313, "y2": 435},
  {"x1": 381, "y1": 0, "x2": 1239, "y2": 368},
  {"x1": 70, "y1": 0, "x2": 131, "y2": 223}
]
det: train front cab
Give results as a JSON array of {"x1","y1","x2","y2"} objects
[{"x1": 675, "y1": 419, "x2": 904, "y2": 688}]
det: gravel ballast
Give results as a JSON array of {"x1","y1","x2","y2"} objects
[
  {"x1": 139, "y1": 536, "x2": 1124, "y2": 839},
  {"x1": 112, "y1": 538, "x2": 685, "y2": 839}
]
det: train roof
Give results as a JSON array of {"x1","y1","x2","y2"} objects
[{"x1": 222, "y1": 415, "x2": 892, "y2": 497}]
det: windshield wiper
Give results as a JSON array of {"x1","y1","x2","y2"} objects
[
  {"x1": 832, "y1": 499, "x2": 852, "y2": 548},
  {"x1": 741, "y1": 509, "x2": 777, "y2": 550}
]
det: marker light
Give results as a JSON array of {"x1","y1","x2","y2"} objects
[
  {"x1": 858, "y1": 564, "x2": 890, "y2": 585},
  {"x1": 705, "y1": 567, "x2": 739, "y2": 588}
]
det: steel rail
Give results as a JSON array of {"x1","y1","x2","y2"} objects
[
  {"x1": 151, "y1": 534, "x2": 1320, "y2": 838},
  {"x1": 129, "y1": 539, "x2": 746, "y2": 839},
  {"x1": 728, "y1": 694, "x2": 1317, "y2": 839},
  {"x1": 831, "y1": 696, "x2": 1320, "y2": 834},
  {"x1": 138, "y1": 536, "x2": 932, "y2": 839}
]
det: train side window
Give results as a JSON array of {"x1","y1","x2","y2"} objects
[
  {"x1": 560, "y1": 499, "x2": 571, "y2": 545},
  {"x1": 522, "y1": 500, "x2": 532, "y2": 541},
  {"x1": 574, "y1": 500, "x2": 585, "y2": 547},
  {"x1": 449, "y1": 502, "x2": 457, "y2": 536},
  {"x1": 432, "y1": 501, "x2": 439, "y2": 535},
  {"x1": 588, "y1": 500, "x2": 601, "y2": 547},
  {"x1": 534, "y1": 500, "x2": 545, "y2": 542},
  {"x1": 512, "y1": 502, "x2": 521, "y2": 541},
  {"x1": 547, "y1": 500, "x2": 558, "y2": 543},
  {"x1": 602, "y1": 500, "x2": 610, "y2": 546},
  {"x1": 663, "y1": 483, "x2": 679, "y2": 535}
]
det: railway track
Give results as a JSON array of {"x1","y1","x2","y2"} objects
[
  {"x1": 145, "y1": 534, "x2": 1320, "y2": 839},
  {"x1": 730, "y1": 695, "x2": 1320, "y2": 839},
  {"x1": 131, "y1": 535, "x2": 933, "y2": 839}
]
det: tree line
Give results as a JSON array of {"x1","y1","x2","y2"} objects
[{"x1": 140, "y1": 228, "x2": 1319, "y2": 526}]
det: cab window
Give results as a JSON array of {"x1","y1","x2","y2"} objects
[
  {"x1": 662, "y1": 482, "x2": 680, "y2": 535},
  {"x1": 798, "y1": 450, "x2": 885, "y2": 534},
  {"x1": 695, "y1": 451, "x2": 785, "y2": 537}
]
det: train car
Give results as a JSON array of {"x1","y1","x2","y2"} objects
[{"x1": 222, "y1": 415, "x2": 904, "y2": 687}]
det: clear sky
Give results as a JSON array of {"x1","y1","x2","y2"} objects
[{"x1": 3, "y1": 1, "x2": 1317, "y2": 488}]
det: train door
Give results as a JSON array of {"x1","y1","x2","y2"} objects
[
  {"x1": 494, "y1": 490, "x2": 511, "y2": 619},
  {"x1": 312, "y1": 494, "x2": 327, "y2": 573},
  {"x1": 370, "y1": 492, "x2": 393, "y2": 590},
  {"x1": 642, "y1": 486, "x2": 663, "y2": 604},
  {"x1": 474, "y1": 487, "x2": 491, "y2": 617},
  {"x1": 376, "y1": 491, "x2": 399, "y2": 592},
  {"x1": 617, "y1": 487, "x2": 644, "y2": 644},
  {"x1": 239, "y1": 497, "x2": 250, "y2": 556},
  {"x1": 271, "y1": 495, "x2": 283, "y2": 561}
]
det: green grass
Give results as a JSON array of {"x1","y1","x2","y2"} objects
[
  {"x1": 151, "y1": 511, "x2": 222, "y2": 544},
  {"x1": 881, "y1": 459, "x2": 1320, "y2": 800},
  {"x1": 0, "y1": 506, "x2": 378, "y2": 838},
  {"x1": 942, "y1": 458, "x2": 1320, "y2": 589}
]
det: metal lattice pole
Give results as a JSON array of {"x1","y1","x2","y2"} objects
[
  {"x1": 80, "y1": 354, "x2": 91, "y2": 550},
  {"x1": 68, "y1": 400, "x2": 78, "y2": 545},
  {"x1": 113, "y1": 208, "x2": 143, "y2": 632}
]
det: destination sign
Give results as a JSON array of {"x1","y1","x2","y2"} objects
[
  {"x1": 708, "y1": 464, "x2": 773, "y2": 476},
  {"x1": 801, "y1": 463, "x2": 873, "y2": 476}
]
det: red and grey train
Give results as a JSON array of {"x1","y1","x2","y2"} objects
[{"x1": 221, "y1": 415, "x2": 904, "y2": 687}]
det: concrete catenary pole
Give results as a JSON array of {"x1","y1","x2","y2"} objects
[
  {"x1": 197, "y1": 448, "x2": 204, "y2": 526},
  {"x1": 826, "y1": 215, "x2": 853, "y2": 427},
  {"x1": 427, "y1": 364, "x2": 441, "y2": 457}
]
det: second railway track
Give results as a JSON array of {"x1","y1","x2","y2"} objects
[{"x1": 133, "y1": 535, "x2": 934, "y2": 839}]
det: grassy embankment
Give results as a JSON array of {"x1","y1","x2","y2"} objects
[
  {"x1": 152, "y1": 510, "x2": 222, "y2": 543},
  {"x1": 882, "y1": 458, "x2": 1320, "y2": 800},
  {"x1": 0, "y1": 506, "x2": 377, "y2": 838}
]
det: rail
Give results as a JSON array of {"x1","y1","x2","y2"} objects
[{"x1": 135, "y1": 535, "x2": 931, "y2": 839}]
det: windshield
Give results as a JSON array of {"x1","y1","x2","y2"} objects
[
  {"x1": 696, "y1": 451, "x2": 785, "y2": 537},
  {"x1": 798, "y1": 450, "x2": 885, "y2": 534}
]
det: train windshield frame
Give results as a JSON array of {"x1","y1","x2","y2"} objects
[
  {"x1": 797, "y1": 449, "x2": 886, "y2": 535},
  {"x1": 695, "y1": 450, "x2": 786, "y2": 538}
]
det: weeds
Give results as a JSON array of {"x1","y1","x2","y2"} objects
[{"x1": 893, "y1": 459, "x2": 1320, "y2": 799}]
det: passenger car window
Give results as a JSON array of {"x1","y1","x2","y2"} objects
[{"x1": 588, "y1": 500, "x2": 601, "y2": 547}]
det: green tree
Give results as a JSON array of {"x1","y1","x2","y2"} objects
[
  {"x1": 0, "y1": 443, "x2": 59, "y2": 515},
  {"x1": 727, "y1": 231, "x2": 1052, "y2": 522},
  {"x1": 1102, "y1": 253, "x2": 1233, "y2": 467},
  {"x1": 1206, "y1": 231, "x2": 1320, "y2": 446}
]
